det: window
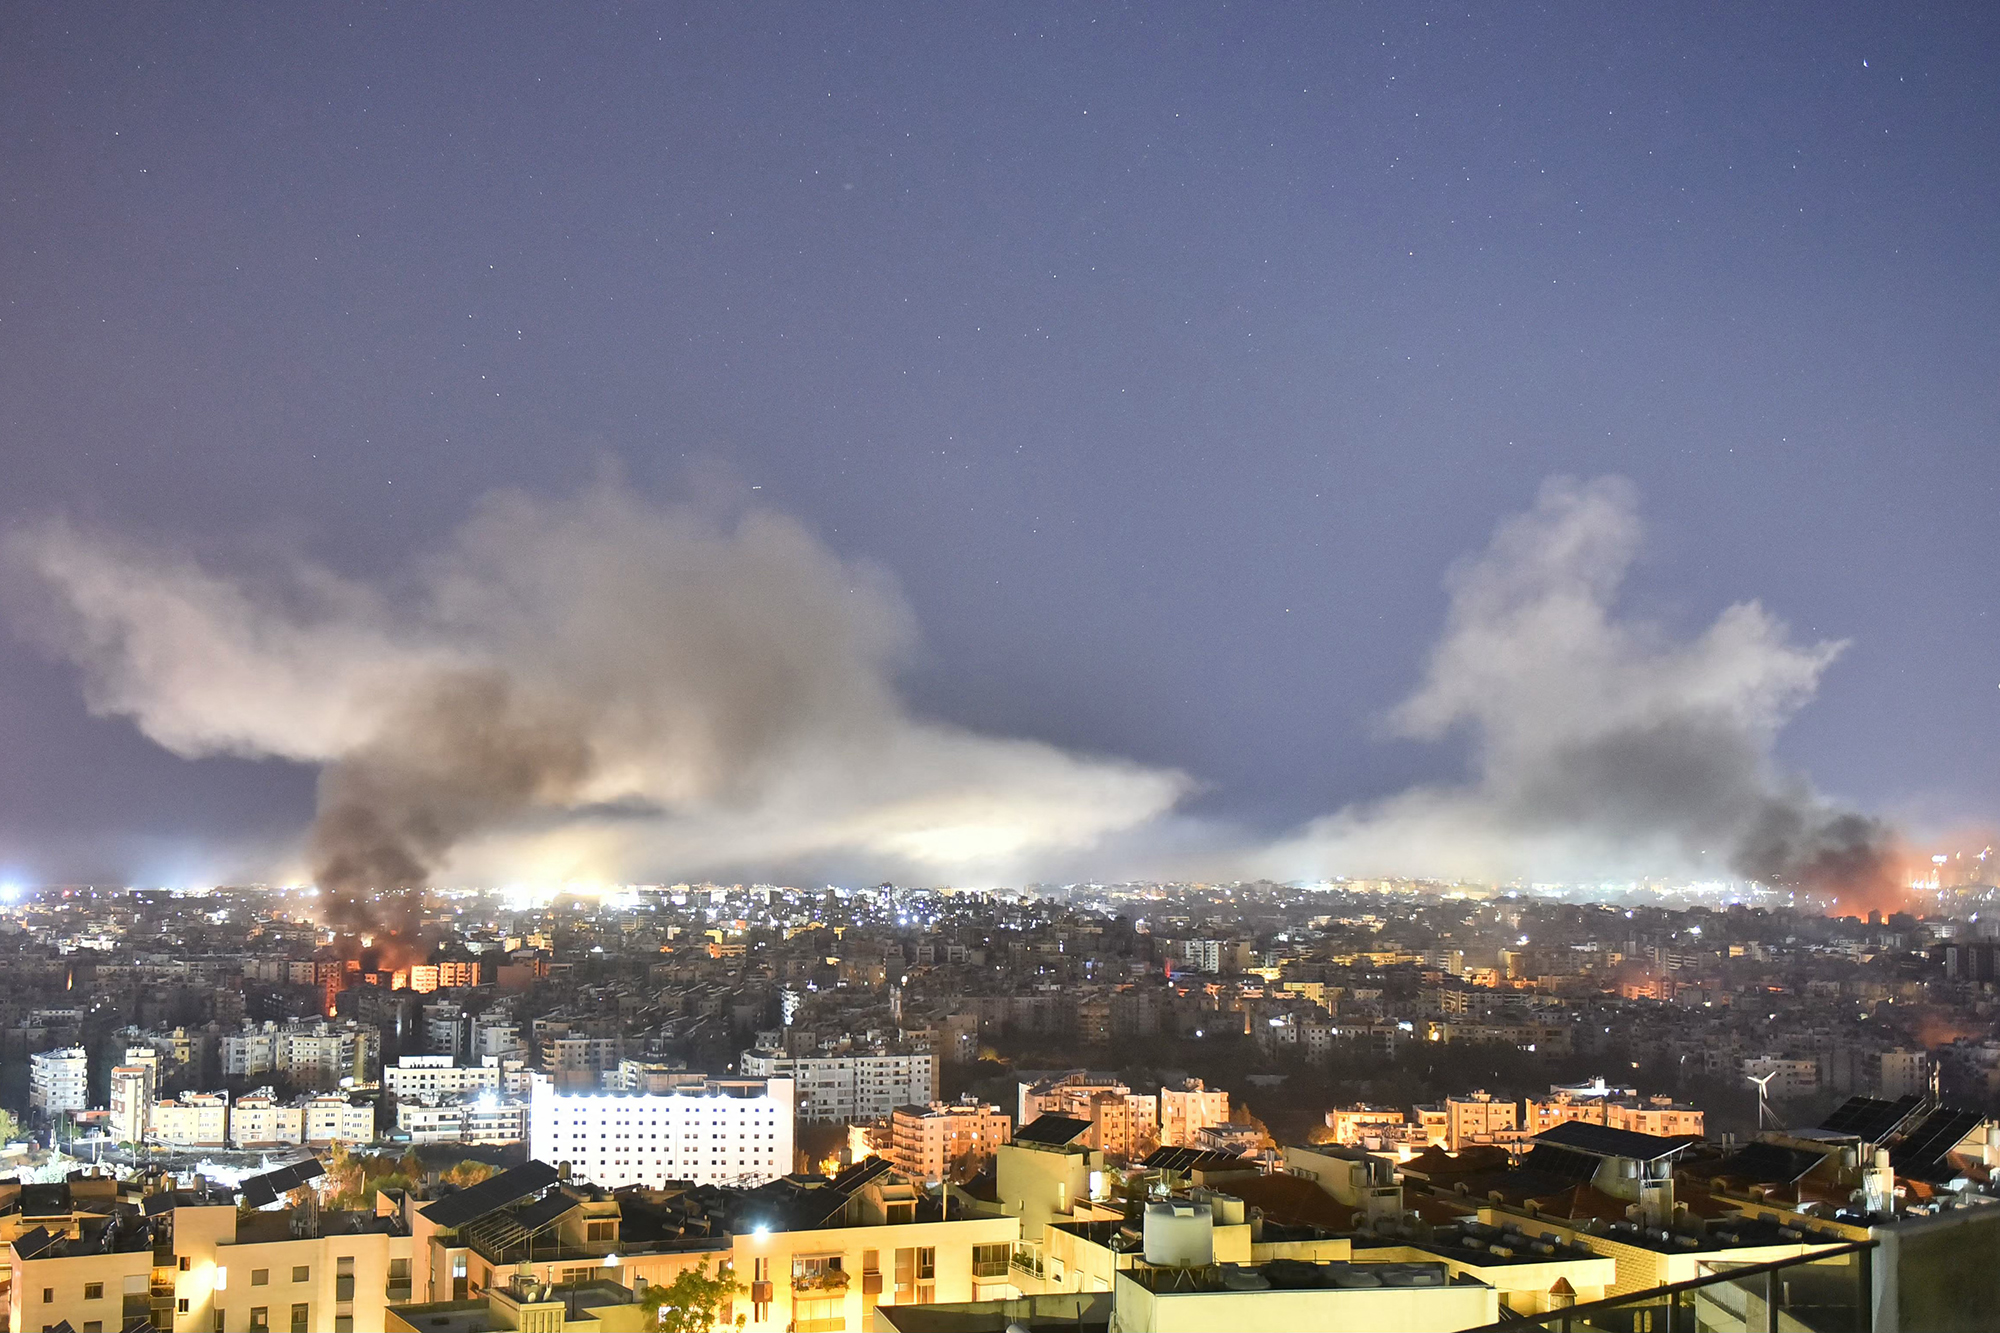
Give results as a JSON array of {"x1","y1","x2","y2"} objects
[
  {"x1": 84, "y1": 1324, "x2": 103, "y2": 1333},
  {"x1": 180, "y1": 1256, "x2": 192, "y2": 1271},
  {"x1": 586, "y1": 1219, "x2": 616, "y2": 1242},
  {"x1": 253, "y1": 1269, "x2": 270, "y2": 1286},
  {"x1": 84, "y1": 1283, "x2": 103, "y2": 1300},
  {"x1": 41, "y1": 1289, "x2": 51, "y2": 1304},
  {"x1": 178, "y1": 1299, "x2": 191, "y2": 1314},
  {"x1": 917, "y1": 1249, "x2": 935, "y2": 1281},
  {"x1": 292, "y1": 1266, "x2": 310, "y2": 1283},
  {"x1": 215, "y1": 1312, "x2": 225, "y2": 1333},
  {"x1": 972, "y1": 1244, "x2": 1010, "y2": 1278},
  {"x1": 291, "y1": 1302, "x2": 309, "y2": 1332},
  {"x1": 250, "y1": 1307, "x2": 269, "y2": 1332}
]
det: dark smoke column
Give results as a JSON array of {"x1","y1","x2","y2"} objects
[{"x1": 310, "y1": 670, "x2": 595, "y2": 935}]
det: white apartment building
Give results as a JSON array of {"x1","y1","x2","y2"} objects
[
  {"x1": 740, "y1": 1048, "x2": 935, "y2": 1123},
  {"x1": 28, "y1": 1046, "x2": 88, "y2": 1118},
  {"x1": 396, "y1": 1096, "x2": 530, "y2": 1146},
  {"x1": 529, "y1": 1075, "x2": 796, "y2": 1188},
  {"x1": 385, "y1": 1055, "x2": 500, "y2": 1100},
  {"x1": 150, "y1": 1092, "x2": 230, "y2": 1147},
  {"x1": 109, "y1": 1065, "x2": 153, "y2": 1145}
]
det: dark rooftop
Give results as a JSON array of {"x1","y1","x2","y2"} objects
[
  {"x1": 1012, "y1": 1115, "x2": 1092, "y2": 1148},
  {"x1": 1532, "y1": 1122, "x2": 1698, "y2": 1162}
]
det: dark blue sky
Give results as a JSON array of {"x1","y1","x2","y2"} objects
[{"x1": 1, "y1": 3, "x2": 1995, "y2": 883}]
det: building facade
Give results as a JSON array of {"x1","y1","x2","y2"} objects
[
  {"x1": 741, "y1": 1048, "x2": 935, "y2": 1123},
  {"x1": 528, "y1": 1075, "x2": 796, "y2": 1188}
]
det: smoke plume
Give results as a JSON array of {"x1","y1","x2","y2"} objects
[
  {"x1": 1264, "y1": 476, "x2": 1907, "y2": 908},
  {"x1": 5, "y1": 486, "x2": 1188, "y2": 923}
]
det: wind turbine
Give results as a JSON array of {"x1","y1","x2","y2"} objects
[{"x1": 1748, "y1": 1071, "x2": 1778, "y2": 1131}]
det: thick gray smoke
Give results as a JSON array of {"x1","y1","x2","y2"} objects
[
  {"x1": 6, "y1": 486, "x2": 1188, "y2": 920},
  {"x1": 1265, "y1": 477, "x2": 1905, "y2": 905}
]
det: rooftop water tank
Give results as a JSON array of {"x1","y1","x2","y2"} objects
[{"x1": 1142, "y1": 1201, "x2": 1214, "y2": 1268}]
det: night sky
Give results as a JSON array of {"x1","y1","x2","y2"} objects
[{"x1": 1, "y1": 4, "x2": 1996, "y2": 886}]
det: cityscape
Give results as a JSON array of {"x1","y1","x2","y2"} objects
[
  {"x1": 0, "y1": 870, "x2": 1995, "y2": 1331},
  {"x1": 2, "y1": 5, "x2": 1996, "y2": 1333}
]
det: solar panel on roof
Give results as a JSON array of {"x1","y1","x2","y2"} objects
[
  {"x1": 1013, "y1": 1114, "x2": 1092, "y2": 1146},
  {"x1": 1140, "y1": 1146, "x2": 1244, "y2": 1174},
  {"x1": 1713, "y1": 1142, "x2": 1827, "y2": 1186},
  {"x1": 421, "y1": 1161, "x2": 561, "y2": 1230},
  {"x1": 1517, "y1": 1145, "x2": 1599, "y2": 1183},
  {"x1": 1532, "y1": 1121, "x2": 1695, "y2": 1161},
  {"x1": 238, "y1": 1157, "x2": 326, "y2": 1208},
  {"x1": 12, "y1": 1226, "x2": 54, "y2": 1259},
  {"x1": 1821, "y1": 1095, "x2": 1925, "y2": 1142},
  {"x1": 1890, "y1": 1109, "x2": 1982, "y2": 1175}
]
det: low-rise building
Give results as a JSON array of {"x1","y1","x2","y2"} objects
[{"x1": 150, "y1": 1091, "x2": 230, "y2": 1147}]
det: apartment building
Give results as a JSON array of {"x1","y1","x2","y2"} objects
[
  {"x1": 7, "y1": 1181, "x2": 413, "y2": 1333},
  {"x1": 302, "y1": 1095, "x2": 377, "y2": 1146},
  {"x1": 221, "y1": 1019, "x2": 382, "y2": 1087},
  {"x1": 383, "y1": 1054, "x2": 503, "y2": 1101},
  {"x1": 1017, "y1": 1072, "x2": 1162, "y2": 1160},
  {"x1": 889, "y1": 1098, "x2": 1012, "y2": 1184},
  {"x1": 401, "y1": 1155, "x2": 1021, "y2": 1331},
  {"x1": 1158, "y1": 1078, "x2": 1230, "y2": 1148},
  {"x1": 1744, "y1": 1055, "x2": 1822, "y2": 1099},
  {"x1": 1416, "y1": 1090, "x2": 1522, "y2": 1153},
  {"x1": 108, "y1": 1065, "x2": 153, "y2": 1146},
  {"x1": 397, "y1": 1096, "x2": 531, "y2": 1146},
  {"x1": 231, "y1": 1089, "x2": 307, "y2": 1147},
  {"x1": 150, "y1": 1091, "x2": 230, "y2": 1147},
  {"x1": 741, "y1": 1047, "x2": 936, "y2": 1123},
  {"x1": 29, "y1": 1046, "x2": 88, "y2": 1117},
  {"x1": 527, "y1": 1075, "x2": 796, "y2": 1188},
  {"x1": 1525, "y1": 1091, "x2": 1705, "y2": 1139}
]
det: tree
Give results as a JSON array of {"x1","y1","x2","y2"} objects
[
  {"x1": 0, "y1": 1109, "x2": 21, "y2": 1146},
  {"x1": 640, "y1": 1260, "x2": 745, "y2": 1333},
  {"x1": 442, "y1": 1159, "x2": 496, "y2": 1189}
]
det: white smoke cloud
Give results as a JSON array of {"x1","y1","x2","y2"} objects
[
  {"x1": 5, "y1": 485, "x2": 1189, "y2": 897},
  {"x1": 1262, "y1": 476, "x2": 1893, "y2": 890}
]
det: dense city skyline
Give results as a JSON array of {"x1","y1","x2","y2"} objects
[{"x1": 3, "y1": 4, "x2": 1998, "y2": 887}]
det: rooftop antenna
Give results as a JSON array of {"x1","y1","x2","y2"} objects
[{"x1": 1747, "y1": 1072, "x2": 1777, "y2": 1131}]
